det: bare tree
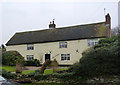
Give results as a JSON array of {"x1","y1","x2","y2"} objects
[
  {"x1": 0, "y1": 44, "x2": 6, "y2": 53},
  {"x1": 111, "y1": 25, "x2": 120, "y2": 36}
]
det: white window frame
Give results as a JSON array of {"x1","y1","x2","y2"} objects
[
  {"x1": 88, "y1": 39, "x2": 98, "y2": 47},
  {"x1": 59, "y1": 42, "x2": 67, "y2": 48},
  {"x1": 27, "y1": 44, "x2": 34, "y2": 50},
  {"x1": 26, "y1": 55, "x2": 34, "y2": 61},
  {"x1": 61, "y1": 54, "x2": 70, "y2": 61}
]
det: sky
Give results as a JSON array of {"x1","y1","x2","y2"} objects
[
  {"x1": 118, "y1": 1, "x2": 120, "y2": 26},
  {"x1": 0, "y1": 0, "x2": 119, "y2": 45}
]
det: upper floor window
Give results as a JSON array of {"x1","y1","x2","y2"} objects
[
  {"x1": 61, "y1": 54, "x2": 70, "y2": 61},
  {"x1": 59, "y1": 42, "x2": 67, "y2": 48},
  {"x1": 26, "y1": 55, "x2": 34, "y2": 61},
  {"x1": 88, "y1": 39, "x2": 98, "y2": 47},
  {"x1": 27, "y1": 44, "x2": 34, "y2": 50}
]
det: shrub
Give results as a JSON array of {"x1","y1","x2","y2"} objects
[
  {"x1": 2, "y1": 69, "x2": 17, "y2": 79},
  {"x1": 71, "y1": 35, "x2": 120, "y2": 78},
  {"x1": 27, "y1": 70, "x2": 84, "y2": 83},
  {"x1": 52, "y1": 73, "x2": 84, "y2": 83},
  {"x1": 2, "y1": 51, "x2": 25, "y2": 66},
  {"x1": 28, "y1": 69, "x2": 41, "y2": 78},
  {"x1": 98, "y1": 35, "x2": 118, "y2": 45},
  {"x1": 24, "y1": 59, "x2": 40, "y2": 66},
  {"x1": 82, "y1": 47, "x2": 118, "y2": 76}
]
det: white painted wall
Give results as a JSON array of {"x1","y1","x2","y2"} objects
[{"x1": 6, "y1": 39, "x2": 98, "y2": 65}]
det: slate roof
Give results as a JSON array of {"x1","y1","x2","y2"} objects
[{"x1": 6, "y1": 22, "x2": 108, "y2": 46}]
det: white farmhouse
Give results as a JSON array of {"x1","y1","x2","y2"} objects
[{"x1": 6, "y1": 14, "x2": 111, "y2": 66}]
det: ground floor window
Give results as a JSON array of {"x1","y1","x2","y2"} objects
[
  {"x1": 61, "y1": 54, "x2": 70, "y2": 61},
  {"x1": 26, "y1": 55, "x2": 34, "y2": 61}
]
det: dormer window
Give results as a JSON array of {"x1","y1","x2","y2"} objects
[
  {"x1": 27, "y1": 44, "x2": 34, "y2": 50},
  {"x1": 59, "y1": 42, "x2": 67, "y2": 48}
]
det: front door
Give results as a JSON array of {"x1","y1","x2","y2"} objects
[{"x1": 45, "y1": 54, "x2": 50, "y2": 61}]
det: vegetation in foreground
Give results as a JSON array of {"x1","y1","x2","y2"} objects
[
  {"x1": 70, "y1": 34, "x2": 120, "y2": 78},
  {"x1": 0, "y1": 66, "x2": 68, "y2": 74},
  {"x1": 1, "y1": 34, "x2": 120, "y2": 84},
  {"x1": 22, "y1": 83, "x2": 71, "y2": 85}
]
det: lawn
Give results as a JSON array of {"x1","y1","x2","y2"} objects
[
  {"x1": 22, "y1": 70, "x2": 35, "y2": 74},
  {"x1": 44, "y1": 68, "x2": 69, "y2": 74},
  {"x1": 57, "y1": 68, "x2": 68, "y2": 71},
  {"x1": 0, "y1": 66, "x2": 69, "y2": 74},
  {"x1": 0, "y1": 66, "x2": 15, "y2": 72},
  {"x1": 44, "y1": 69, "x2": 53, "y2": 74}
]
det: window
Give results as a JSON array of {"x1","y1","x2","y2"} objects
[
  {"x1": 88, "y1": 39, "x2": 98, "y2": 47},
  {"x1": 61, "y1": 54, "x2": 70, "y2": 61},
  {"x1": 27, "y1": 44, "x2": 34, "y2": 50},
  {"x1": 59, "y1": 42, "x2": 67, "y2": 48},
  {"x1": 26, "y1": 55, "x2": 34, "y2": 61}
]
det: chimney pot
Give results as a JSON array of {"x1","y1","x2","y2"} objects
[{"x1": 49, "y1": 19, "x2": 56, "y2": 29}]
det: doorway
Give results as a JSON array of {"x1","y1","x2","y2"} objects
[{"x1": 45, "y1": 54, "x2": 50, "y2": 61}]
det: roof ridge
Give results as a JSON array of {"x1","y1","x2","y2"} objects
[{"x1": 16, "y1": 21, "x2": 105, "y2": 34}]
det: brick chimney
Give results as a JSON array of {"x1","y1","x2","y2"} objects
[
  {"x1": 49, "y1": 19, "x2": 56, "y2": 29},
  {"x1": 105, "y1": 13, "x2": 111, "y2": 38}
]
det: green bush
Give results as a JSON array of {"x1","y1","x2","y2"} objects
[
  {"x1": 71, "y1": 35, "x2": 120, "y2": 78},
  {"x1": 24, "y1": 59, "x2": 40, "y2": 66},
  {"x1": 52, "y1": 73, "x2": 84, "y2": 83},
  {"x1": 24, "y1": 70, "x2": 84, "y2": 83},
  {"x1": 2, "y1": 51, "x2": 25, "y2": 66},
  {"x1": 82, "y1": 47, "x2": 118, "y2": 76},
  {"x1": 98, "y1": 35, "x2": 118, "y2": 45},
  {"x1": 2, "y1": 69, "x2": 17, "y2": 79},
  {"x1": 28, "y1": 69, "x2": 41, "y2": 78}
]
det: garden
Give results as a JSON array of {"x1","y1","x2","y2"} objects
[{"x1": 1, "y1": 34, "x2": 120, "y2": 84}]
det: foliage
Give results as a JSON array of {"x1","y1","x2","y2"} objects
[
  {"x1": 111, "y1": 25, "x2": 120, "y2": 36},
  {"x1": 28, "y1": 71, "x2": 84, "y2": 83},
  {"x1": 0, "y1": 44, "x2": 6, "y2": 53},
  {"x1": 1, "y1": 44, "x2": 5, "y2": 49},
  {"x1": 22, "y1": 83, "x2": 70, "y2": 85},
  {"x1": 116, "y1": 34, "x2": 120, "y2": 71},
  {"x1": 2, "y1": 51, "x2": 25, "y2": 66},
  {"x1": 24, "y1": 59, "x2": 40, "y2": 66},
  {"x1": 71, "y1": 35, "x2": 120, "y2": 78},
  {"x1": 2, "y1": 69, "x2": 17, "y2": 79},
  {"x1": 98, "y1": 35, "x2": 118, "y2": 45}
]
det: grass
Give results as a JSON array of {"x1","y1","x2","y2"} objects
[
  {"x1": 44, "y1": 68, "x2": 69, "y2": 74},
  {"x1": 22, "y1": 70, "x2": 35, "y2": 74},
  {"x1": 44, "y1": 69, "x2": 53, "y2": 74},
  {"x1": 0, "y1": 66, "x2": 35, "y2": 74},
  {"x1": 0, "y1": 66, "x2": 15, "y2": 72},
  {"x1": 57, "y1": 68, "x2": 69, "y2": 71},
  {"x1": 0, "y1": 66, "x2": 69, "y2": 74}
]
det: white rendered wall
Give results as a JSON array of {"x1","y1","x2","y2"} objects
[{"x1": 6, "y1": 39, "x2": 99, "y2": 65}]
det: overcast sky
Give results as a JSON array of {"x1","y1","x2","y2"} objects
[{"x1": 0, "y1": 0, "x2": 119, "y2": 45}]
